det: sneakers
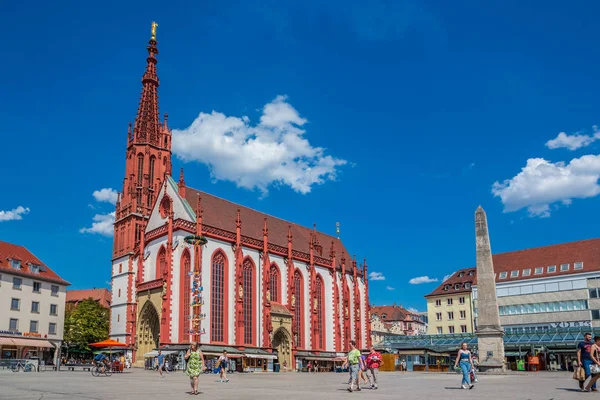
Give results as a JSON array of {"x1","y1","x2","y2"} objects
[
  {"x1": 461, "y1": 385, "x2": 468, "y2": 389},
  {"x1": 469, "y1": 385, "x2": 474, "y2": 390},
  {"x1": 373, "y1": 386, "x2": 378, "y2": 390},
  {"x1": 347, "y1": 388, "x2": 353, "y2": 393}
]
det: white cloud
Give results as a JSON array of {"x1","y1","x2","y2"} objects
[
  {"x1": 92, "y1": 188, "x2": 118, "y2": 205},
  {"x1": 545, "y1": 126, "x2": 599, "y2": 150},
  {"x1": 79, "y1": 212, "x2": 115, "y2": 237},
  {"x1": 492, "y1": 155, "x2": 600, "y2": 217},
  {"x1": 407, "y1": 307, "x2": 420, "y2": 313},
  {"x1": 172, "y1": 95, "x2": 347, "y2": 195},
  {"x1": 0, "y1": 206, "x2": 30, "y2": 222},
  {"x1": 442, "y1": 272, "x2": 454, "y2": 282},
  {"x1": 386, "y1": 286, "x2": 395, "y2": 291},
  {"x1": 369, "y1": 271, "x2": 386, "y2": 281},
  {"x1": 409, "y1": 276, "x2": 439, "y2": 284}
]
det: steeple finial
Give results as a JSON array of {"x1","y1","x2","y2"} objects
[{"x1": 151, "y1": 21, "x2": 158, "y2": 41}]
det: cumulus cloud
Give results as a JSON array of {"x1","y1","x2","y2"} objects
[
  {"x1": 545, "y1": 126, "x2": 599, "y2": 151},
  {"x1": 93, "y1": 188, "x2": 118, "y2": 205},
  {"x1": 79, "y1": 212, "x2": 115, "y2": 237},
  {"x1": 409, "y1": 276, "x2": 439, "y2": 284},
  {"x1": 369, "y1": 271, "x2": 386, "y2": 281},
  {"x1": 408, "y1": 307, "x2": 420, "y2": 313},
  {"x1": 492, "y1": 155, "x2": 600, "y2": 217},
  {"x1": 386, "y1": 286, "x2": 395, "y2": 291},
  {"x1": 0, "y1": 206, "x2": 30, "y2": 222},
  {"x1": 172, "y1": 95, "x2": 347, "y2": 195}
]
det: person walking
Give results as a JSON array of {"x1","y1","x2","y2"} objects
[
  {"x1": 578, "y1": 332, "x2": 596, "y2": 391},
  {"x1": 358, "y1": 354, "x2": 369, "y2": 386},
  {"x1": 217, "y1": 350, "x2": 230, "y2": 382},
  {"x1": 584, "y1": 336, "x2": 600, "y2": 392},
  {"x1": 453, "y1": 342, "x2": 474, "y2": 390},
  {"x1": 342, "y1": 340, "x2": 364, "y2": 392},
  {"x1": 185, "y1": 342, "x2": 205, "y2": 395},
  {"x1": 401, "y1": 359, "x2": 407, "y2": 373},
  {"x1": 157, "y1": 350, "x2": 168, "y2": 377},
  {"x1": 365, "y1": 346, "x2": 383, "y2": 390}
]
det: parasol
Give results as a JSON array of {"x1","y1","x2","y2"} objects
[{"x1": 89, "y1": 339, "x2": 128, "y2": 370}]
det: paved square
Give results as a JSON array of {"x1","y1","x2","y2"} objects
[{"x1": 0, "y1": 370, "x2": 588, "y2": 399}]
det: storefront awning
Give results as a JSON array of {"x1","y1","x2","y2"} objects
[
  {"x1": 2, "y1": 338, "x2": 54, "y2": 348},
  {"x1": 244, "y1": 354, "x2": 277, "y2": 359}
]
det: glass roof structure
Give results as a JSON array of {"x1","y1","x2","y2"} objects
[{"x1": 380, "y1": 327, "x2": 596, "y2": 353}]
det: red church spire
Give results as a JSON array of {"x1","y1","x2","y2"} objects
[{"x1": 134, "y1": 22, "x2": 160, "y2": 144}]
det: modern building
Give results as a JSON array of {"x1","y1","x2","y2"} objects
[
  {"x1": 473, "y1": 238, "x2": 600, "y2": 334},
  {"x1": 425, "y1": 269, "x2": 476, "y2": 335},
  {"x1": 109, "y1": 26, "x2": 371, "y2": 371},
  {"x1": 0, "y1": 241, "x2": 69, "y2": 364},
  {"x1": 66, "y1": 288, "x2": 111, "y2": 313},
  {"x1": 370, "y1": 304, "x2": 427, "y2": 345}
]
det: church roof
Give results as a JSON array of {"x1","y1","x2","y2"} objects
[
  {"x1": 0, "y1": 241, "x2": 70, "y2": 285},
  {"x1": 184, "y1": 186, "x2": 359, "y2": 271}
]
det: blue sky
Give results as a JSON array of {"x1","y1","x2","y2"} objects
[{"x1": 2, "y1": 0, "x2": 600, "y2": 312}]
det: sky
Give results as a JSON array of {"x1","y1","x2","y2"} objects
[{"x1": 2, "y1": 0, "x2": 600, "y2": 313}]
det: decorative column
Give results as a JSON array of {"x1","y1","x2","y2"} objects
[
  {"x1": 341, "y1": 253, "x2": 350, "y2": 350},
  {"x1": 262, "y1": 218, "x2": 272, "y2": 348},
  {"x1": 329, "y1": 241, "x2": 341, "y2": 352},
  {"x1": 363, "y1": 258, "x2": 372, "y2": 348},
  {"x1": 234, "y1": 209, "x2": 245, "y2": 345},
  {"x1": 309, "y1": 229, "x2": 317, "y2": 350},
  {"x1": 475, "y1": 206, "x2": 506, "y2": 372},
  {"x1": 286, "y1": 226, "x2": 297, "y2": 365},
  {"x1": 352, "y1": 256, "x2": 362, "y2": 349},
  {"x1": 191, "y1": 196, "x2": 204, "y2": 344},
  {"x1": 160, "y1": 195, "x2": 174, "y2": 344}
]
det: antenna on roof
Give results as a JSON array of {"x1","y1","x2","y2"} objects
[{"x1": 336, "y1": 222, "x2": 340, "y2": 239}]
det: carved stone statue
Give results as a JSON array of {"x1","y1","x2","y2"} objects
[
  {"x1": 266, "y1": 289, "x2": 271, "y2": 302},
  {"x1": 291, "y1": 293, "x2": 296, "y2": 307},
  {"x1": 313, "y1": 298, "x2": 318, "y2": 312},
  {"x1": 238, "y1": 283, "x2": 243, "y2": 299}
]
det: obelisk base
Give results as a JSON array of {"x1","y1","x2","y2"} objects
[{"x1": 476, "y1": 327, "x2": 506, "y2": 373}]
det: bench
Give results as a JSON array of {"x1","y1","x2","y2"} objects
[{"x1": 64, "y1": 365, "x2": 92, "y2": 371}]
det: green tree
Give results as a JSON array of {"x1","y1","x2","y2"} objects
[{"x1": 63, "y1": 298, "x2": 109, "y2": 351}]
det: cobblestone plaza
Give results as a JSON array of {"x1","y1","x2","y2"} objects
[{"x1": 0, "y1": 370, "x2": 589, "y2": 400}]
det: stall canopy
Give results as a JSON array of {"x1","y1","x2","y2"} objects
[
  {"x1": 3, "y1": 338, "x2": 54, "y2": 348},
  {"x1": 144, "y1": 350, "x2": 177, "y2": 357}
]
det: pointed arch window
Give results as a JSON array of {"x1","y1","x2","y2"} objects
[
  {"x1": 270, "y1": 264, "x2": 280, "y2": 303},
  {"x1": 211, "y1": 251, "x2": 226, "y2": 343},
  {"x1": 149, "y1": 156, "x2": 156, "y2": 186},
  {"x1": 294, "y1": 270, "x2": 303, "y2": 348},
  {"x1": 180, "y1": 250, "x2": 191, "y2": 342},
  {"x1": 315, "y1": 275, "x2": 325, "y2": 350},
  {"x1": 243, "y1": 259, "x2": 254, "y2": 345},
  {"x1": 137, "y1": 154, "x2": 144, "y2": 186},
  {"x1": 157, "y1": 246, "x2": 166, "y2": 279}
]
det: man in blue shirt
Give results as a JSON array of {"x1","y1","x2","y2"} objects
[
  {"x1": 157, "y1": 350, "x2": 168, "y2": 377},
  {"x1": 578, "y1": 332, "x2": 595, "y2": 391},
  {"x1": 94, "y1": 353, "x2": 108, "y2": 373}
]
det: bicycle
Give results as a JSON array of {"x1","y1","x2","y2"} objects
[
  {"x1": 91, "y1": 362, "x2": 112, "y2": 377},
  {"x1": 12, "y1": 360, "x2": 36, "y2": 372}
]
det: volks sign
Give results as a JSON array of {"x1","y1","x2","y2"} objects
[{"x1": 548, "y1": 321, "x2": 592, "y2": 328}]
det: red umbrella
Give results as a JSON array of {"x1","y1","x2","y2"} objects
[{"x1": 89, "y1": 339, "x2": 128, "y2": 371}]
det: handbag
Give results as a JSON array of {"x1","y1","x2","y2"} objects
[
  {"x1": 591, "y1": 364, "x2": 600, "y2": 375},
  {"x1": 573, "y1": 366, "x2": 584, "y2": 381}
]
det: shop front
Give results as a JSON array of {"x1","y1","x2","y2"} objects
[
  {"x1": 0, "y1": 332, "x2": 58, "y2": 369},
  {"x1": 294, "y1": 351, "x2": 345, "y2": 372}
]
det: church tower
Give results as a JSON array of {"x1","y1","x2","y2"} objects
[{"x1": 113, "y1": 22, "x2": 172, "y2": 259}]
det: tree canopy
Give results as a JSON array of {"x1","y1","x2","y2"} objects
[{"x1": 63, "y1": 298, "x2": 109, "y2": 351}]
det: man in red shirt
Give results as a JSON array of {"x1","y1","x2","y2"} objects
[{"x1": 365, "y1": 346, "x2": 384, "y2": 390}]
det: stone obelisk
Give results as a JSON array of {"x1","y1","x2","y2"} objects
[{"x1": 475, "y1": 206, "x2": 506, "y2": 372}]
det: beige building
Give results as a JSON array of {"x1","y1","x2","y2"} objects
[
  {"x1": 0, "y1": 241, "x2": 69, "y2": 364},
  {"x1": 370, "y1": 304, "x2": 427, "y2": 345},
  {"x1": 425, "y1": 269, "x2": 475, "y2": 335}
]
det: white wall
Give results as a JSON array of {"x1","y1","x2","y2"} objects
[
  {"x1": 0, "y1": 271, "x2": 66, "y2": 341},
  {"x1": 110, "y1": 255, "x2": 132, "y2": 338}
]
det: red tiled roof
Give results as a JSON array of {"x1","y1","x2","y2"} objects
[
  {"x1": 427, "y1": 237, "x2": 600, "y2": 296},
  {"x1": 185, "y1": 186, "x2": 358, "y2": 270},
  {"x1": 270, "y1": 302, "x2": 292, "y2": 316},
  {"x1": 370, "y1": 305, "x2": 409, "y2": 321},
  {"x1": 0, "y1": 241, "x2": 69, "y2": 285},
  {"x1": 425, "y1": 268, "x2": 475, "y2": 297},
  {"x1": 482, "y1": 237, "x2": 600, "y2": 284},
  {"x1": 66, "y1": 289, "x2": 111, "y2": 308}
]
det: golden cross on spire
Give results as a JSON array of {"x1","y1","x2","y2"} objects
[{"x1": 151, "y1": 21, "x2": 158, "y2": 41}]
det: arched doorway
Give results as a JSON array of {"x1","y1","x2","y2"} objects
[
  {"x1": 272, "y1": 327, "x2": 292, "y2": 372},
  {"x1": 136, "y1": 301, "x2": 160, "y2": 365}
]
